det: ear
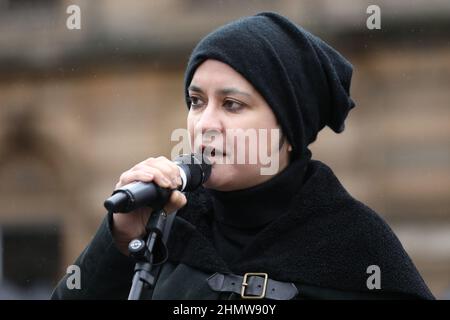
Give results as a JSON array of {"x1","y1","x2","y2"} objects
[{"x1": 287, "y1": 144, "x2": 293, "y2": 152}]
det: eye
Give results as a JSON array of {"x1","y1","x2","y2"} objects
[
  {"x1": 223, "y1": 99, "x2": 244, "y2": 112},
  {"x1": 188, "y1": 96, "x2": 206, "y2": 109}
]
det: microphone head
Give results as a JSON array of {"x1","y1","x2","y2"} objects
[{"x1": 174, "y1": 153, "x2": 211, "y2": 191}]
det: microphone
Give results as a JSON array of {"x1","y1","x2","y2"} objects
[{"x1": 104, "y1": 153, "x2": 211, "y2": 213}]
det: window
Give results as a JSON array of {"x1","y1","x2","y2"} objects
[{"x1": 0, "y1": 224, "x2": 61, "y2": 299}]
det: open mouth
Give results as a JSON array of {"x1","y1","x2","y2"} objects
[{"x1": 201, "y1": 145, "x2": 225, "y2": 159}]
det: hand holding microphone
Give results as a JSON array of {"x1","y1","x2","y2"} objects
[{"x1": 108, "y1": 153, "x2": 210, "y2": 255}]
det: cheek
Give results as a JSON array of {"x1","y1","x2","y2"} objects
[
  {"x1": 187, "y1": 115, "x2": 196, "y2": 145},
  {"x1": 249, "y1": 107, "x2": 280, "y2": 134},
  {"x1": 187, "y1": 113, "x2": 194, "y2": 131}
]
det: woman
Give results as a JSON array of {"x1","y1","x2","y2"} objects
[{"x1": 52, "y1": 12, "x2": 434, "y2": 300}]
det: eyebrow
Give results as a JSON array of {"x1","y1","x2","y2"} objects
[{"x1": 188, "y1": 85, "x2": 252, "y2": 98}]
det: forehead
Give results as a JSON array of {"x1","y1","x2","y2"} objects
[{"x1": 190, "y1": 59, "x2": 254, "y2": 91}]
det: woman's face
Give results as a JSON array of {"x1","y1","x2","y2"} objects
[{"x1": 187, "y1": 59, "x2": 292, "y2": 191}]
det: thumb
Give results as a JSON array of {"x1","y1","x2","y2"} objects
[{"x1": 163, "y1": 190, "x2": 187, "y2": 214}]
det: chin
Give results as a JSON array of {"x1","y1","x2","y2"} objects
[
  {"x1": 202, "y1": 165, "x2": 235, "y2": 191},
  {"x1": 203, "y1": 172, "x2": 225, "y2": 190}
]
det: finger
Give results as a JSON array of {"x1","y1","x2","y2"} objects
[
  {"x1": 118, "y1": 167, "x2": 171, "y2": 189},
  {"x1": 130, "y1": 156, "x2": 180, "y2": 188},
  {"x1": 154, "y1": 162, "x2": 179, "y2": 188},
  {"x1": 142, "y1": 159, "x2": 180, "y2": 189},
  {"x1": 116, "y1": 170, "x2": 154, "y2": 189},
  {"x1": 173, "y1": 190, "x2": 187, "y2": 207},
  {"x1": 163, "y1": 191, "x2": 187, "y2": 214},
  {"x1": 153, "y1": 157, "x2": 180, "y2": 185}
]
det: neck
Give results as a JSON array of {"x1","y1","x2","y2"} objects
[{"x1": 205, "y1": 154, "x2": 311, "y2": 229}]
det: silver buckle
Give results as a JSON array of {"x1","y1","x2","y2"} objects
[{"x1": 240, "y1": 272, "x2": 268, "y2": 299}]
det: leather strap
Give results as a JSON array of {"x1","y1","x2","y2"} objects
[{"x1": 207, "y1": 272, "x2": 298, "y2": 300}]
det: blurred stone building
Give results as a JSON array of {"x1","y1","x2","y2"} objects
[{"x1": 0, "y1": 0, "x2": 449, "y2": 299}]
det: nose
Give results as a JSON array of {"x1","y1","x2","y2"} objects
[{"x1": 194, "y1": 102, "x2": 224, "y2": 136}]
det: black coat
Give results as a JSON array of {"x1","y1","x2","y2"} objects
[{"x1": 51, "y1": 160, "x2": 434, "y2": 300}]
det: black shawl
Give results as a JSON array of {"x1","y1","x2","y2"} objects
[{"x1": 166, "y1": 159, "x2": 434, "y2": 299}]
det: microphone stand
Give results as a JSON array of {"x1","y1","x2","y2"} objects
[{"x1": 125, "y1": 187, "x2": 176, "y2": 300}]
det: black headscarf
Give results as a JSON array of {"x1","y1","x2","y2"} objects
[{"x1": 184, "y1": 12, "x2": 356, "y2": 159}]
